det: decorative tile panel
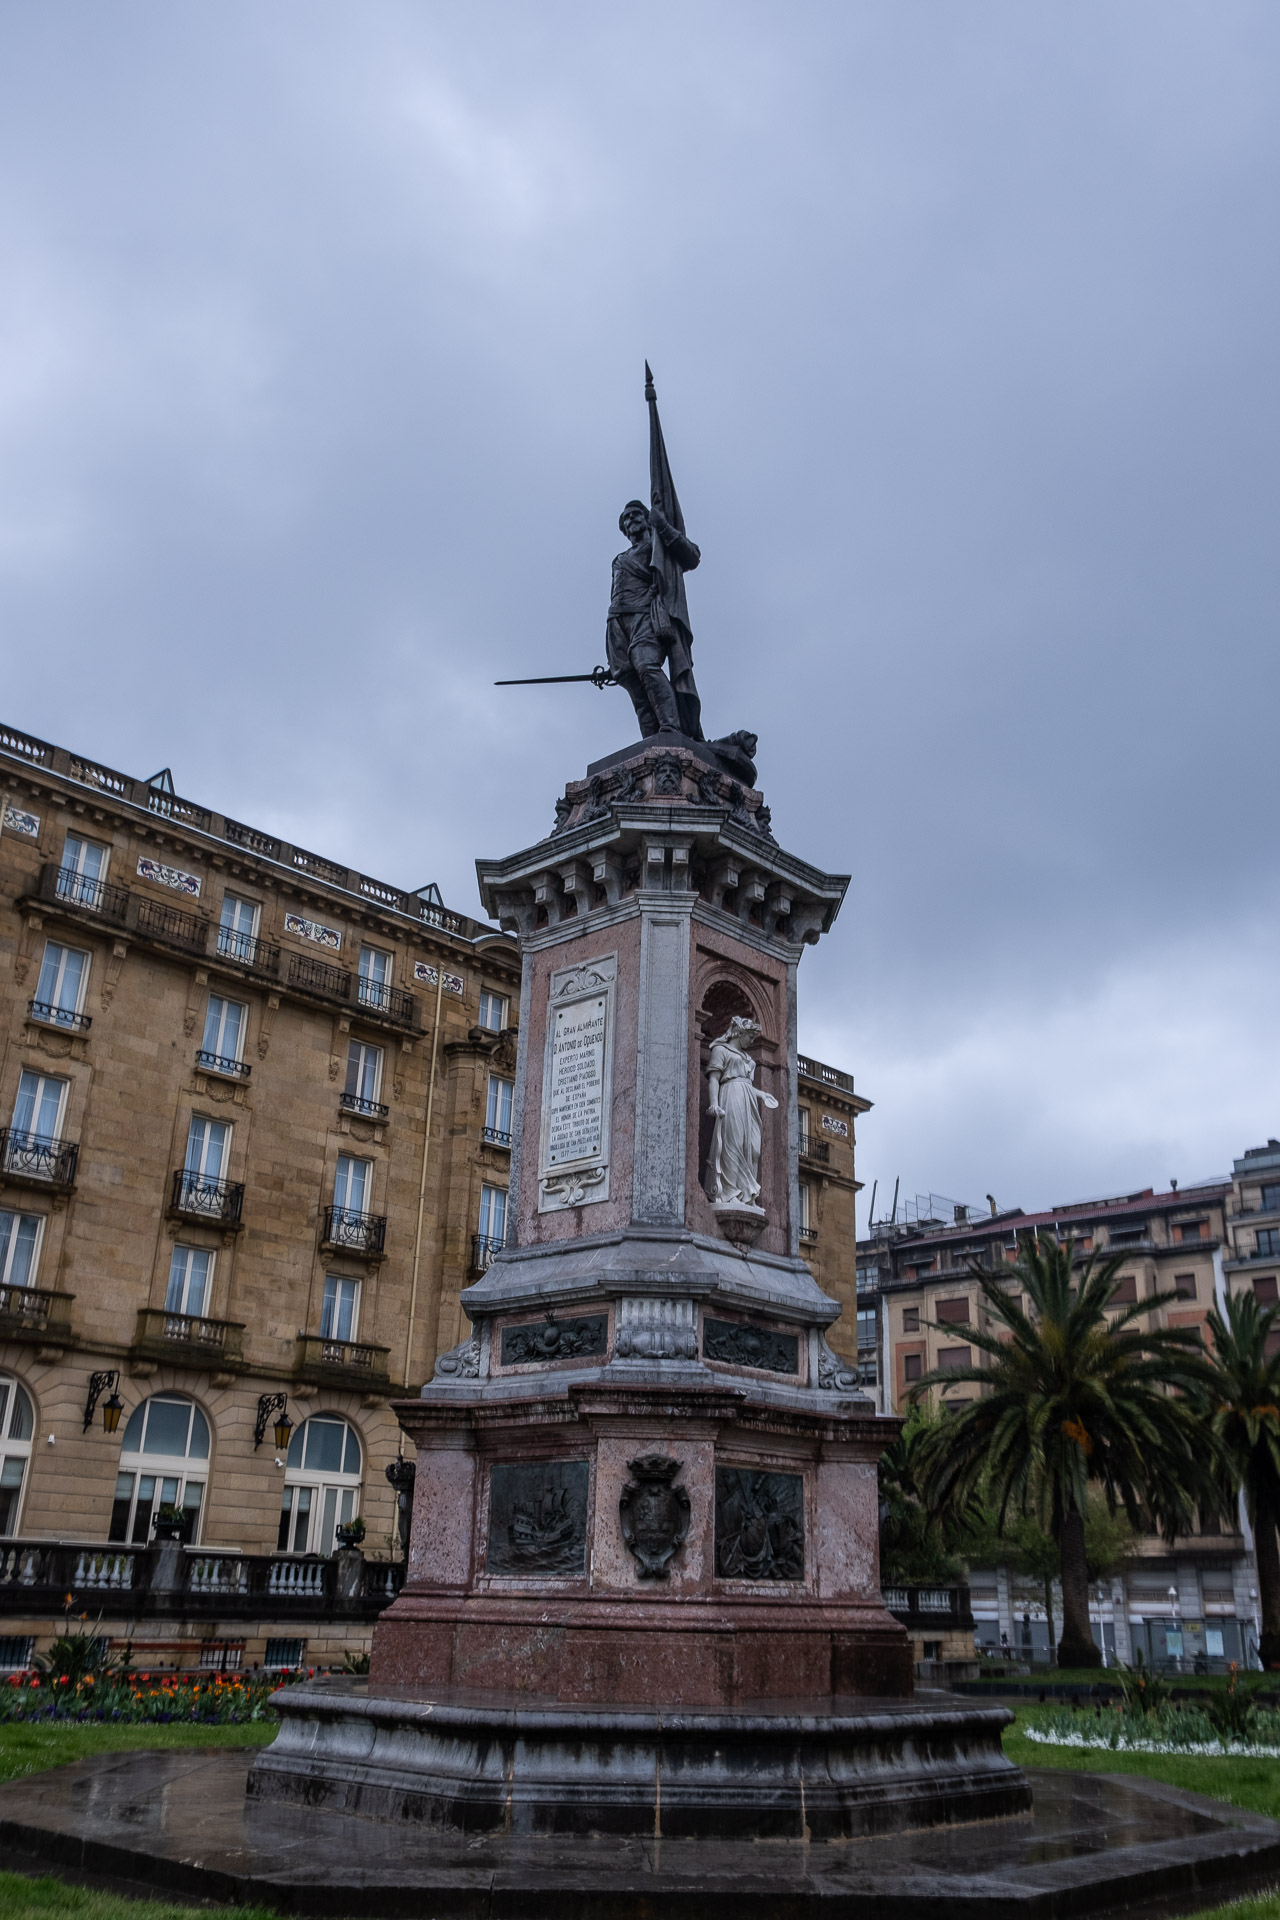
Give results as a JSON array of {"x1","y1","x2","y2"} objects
[
  {"x1": 2, "y1": 806, "x2": 39, "y2": 839},
  {"x1": 822, "y1": 1115, "x2": 849, "y2": 1138},
  {"x1": 136, "y1": 856, "x2": 201, "y2": 898},
  {"x1": 284, "y1": 913, "x2": 341, "y2": 951},
  {"x1": 413, "y1": 961, "x2": 464, "y2": 996}
]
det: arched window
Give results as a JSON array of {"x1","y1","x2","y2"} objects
[
  {"x1": 0, "y1": 1377, "x2": 34, "y2": 1537},
  {"x1": 278, "y1": 1413, "x2": 362, "y2": 1555},
  {"x1": 109, "y1": 1394, "x2": 210, "y2": 1544}
]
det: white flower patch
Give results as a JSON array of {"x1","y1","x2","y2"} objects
[{"x1": 1024, "y1": 1727, "x2": 1280, "y2": 1759}]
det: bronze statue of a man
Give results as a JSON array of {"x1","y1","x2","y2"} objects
[{"x1": 606, "y1": 499, "x2": 703, "y2": 740}]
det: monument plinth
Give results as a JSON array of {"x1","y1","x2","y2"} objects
[{"x1": 249, "y1": 371, "x2": 1028, "y2": 1839}]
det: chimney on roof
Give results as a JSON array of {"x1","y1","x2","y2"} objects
[
  {"x1": 954, "y1": 1204, "x2": 968, "y2": 1223},
  {"x1": 986, "y1": 1193, "x2": 998, "y2": 1217},
  {"x1": 1170, "y1": 1178, "x2": 1178, "y2": 1192}
]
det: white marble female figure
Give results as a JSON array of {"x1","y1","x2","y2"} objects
[{"x1": 706, "y1": 1016, "x2": 778, "y2": 1211}]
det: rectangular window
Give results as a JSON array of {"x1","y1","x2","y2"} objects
[
  {"x1": 0, "y1": 1636, "x2": 34, "y2": 1671},
  {"x1": 1262, "y1": 1184, "x2": 1280, "y2": 1213},
  {"x1": 217, "y1": 893, "x2": 260, "y2": 961},
  {"x1": 263, "y1": 1638, "x2": 306, "y2": 1670},
  {"x1": 1259, "y1": 1230, "x2": 1280, "y2": 1258},
  {"x1": 478, "y1": 990, "x2": 508, "y2": 1032},
  {"x1": 903, "y1": 1353, "x2": 922, "y2": 1382},
  {"x1": 184, "y1": 1117, "x2": 230, "y2": 1181},
  {"x1": 798, "y1": 1182, "x2": 813, "y2": 1232},
  {"x1": 1176, "y1": 1222, "x2": 1204, "y2": 1243},
  {"x1": 343, "y1": 1040, "x2": 383, "y2": 1109},
  {"x1": 478, "y1": 1183, "x2": 507, "y2": 1247},
  {"x1": 485, "y1": 1076, "x2": 514, "y2": 1143},
  {"x1": 0, "y1": 1212, "x2": 41, "y2": 1288},
  {"x1": 334, "y1": 1154, "x2": 371, "y2": 1216},
  {"x1": 1110, "y1": 1274, "x2": 1138, "y2": 1305},
  {"x1": 1111, "y1": 1224, "x2": 1148, "y2": 1244},
  {"x1": 57, "y1": 833, "x2": 108, "y2": 906},
  {"x1": 320, "y1": 1274, "x2": 360, "y2": 1342},
  {"x1": 856, "y1": 1307, "x2": 876, "y2": 1350},
  {"x1": 276, "y1": 1487, "x2": 312, "y2": 1554},
  {"x1": 357, "y1": 945, "x2": 392, "y2": 1010},
  {"x1": 165, "y1": 1246, "x2": 213, "y2": 1317},
  {"x1": 1174, "y1": 1272, "x2": 1198, "y2": 1301},
  {"x1": 797, "y1": 1106, "x2": 811, "y2": 1153},
  {"x1": 199, "y1": 995, "x2": 247, "y2": 1069},
  {"x1": 902, "y1": 1307, "x2": 920, "y2": 1333},
  {"x1": 936, "y1": 1297, "x2": 970, "y2": 1324},
  {"x1": 1254, "y1": 1275, "x2": 1279, "y2": 1304},
  {"x1": 12, "y1": 1071, "x2": 66, "y2": 1143},
  {"x1": 33, "y1": 942, "x2": 89, "y2": 1025},
  {"x1": 937, "y1": 1345, "x2": 971, "y2": 1372}
]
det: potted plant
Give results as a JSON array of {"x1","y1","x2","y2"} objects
[
  {"x1": 152, "y1": 1503, "x2": 189, "y2": 1543},
  {"x1": 334, "y1": 1517, "x2": 366, "y2": 1551}
]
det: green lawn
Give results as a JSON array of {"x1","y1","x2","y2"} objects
[
  {"x1": 0, "y1": 1720, "x2": 275, "y2": 1789},
  {"x1": 0, "y1": 1875, "x2": 276, "y2": 1920}
]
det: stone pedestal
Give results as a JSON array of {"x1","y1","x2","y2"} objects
[{"x1": 251, "y1": 739, "x2": 1027, "y2": 1833}]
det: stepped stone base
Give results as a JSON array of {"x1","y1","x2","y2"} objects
[{"x1": 247, "y1": 1680, "x2": 1029, "y2": 1839}]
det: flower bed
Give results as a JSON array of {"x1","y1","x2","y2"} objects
[
  {"x1": 1026, "y1": 1700, "x2": 1280, "y2": 1758},
  {"x1": 0, "y1": 1669, "x2": 301, "y2": 1725}
]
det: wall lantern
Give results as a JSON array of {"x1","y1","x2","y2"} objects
[
  {"x1": 255, "y1": 1392, "x2": 293, "y2": 1452},
  {"x1": 84, "y1": 1370, "x2": 123, "y2": 1434}
]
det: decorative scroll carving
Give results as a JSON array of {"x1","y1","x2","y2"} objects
[
  {"x1": 619, "y1": 1455, "x2": 690, "y2": 1579},
  {"x1": 540, "y1": 1166, "x2": 607, "y2": 1209},
  {"x1": 614, "y1": 1297, "x2": 697, "y2": 1360},
  {"x1": 816, "y1": 1335, "x2": 859, "y2": 1391},
  {"x1": 715, "y1": 1468, "x2": 804, "y2": 1582},
  {"x1": 434, "y1": 1329, "x2": 482, "y2": 1379},
  {"x1": 552, "y1": 964, "x2": 612, "y2": 1000},
  {"x1": 703, "y1": 1318, "x2": 798, "y2": 1375},
  {"x1": 487, "y1": 1462, "x2": 589, "y2": 1576},
  {"x1": 501, "y1": 1312, "x2": 607, "y2": 1366}
]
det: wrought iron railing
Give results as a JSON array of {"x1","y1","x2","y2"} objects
[
  {"x1": 287, "y1": 952, "x2": 352, "y2": 1002},
  {"x1": 799, "y1": 1224, "x2": 818, "y2": 1243},
  {"x1": 799, "y1": 1134, "x2": 830, "y2": 1164},
  {"x1": 49, "y1": 865, "x2": 131, "y2": 923},
  {"x1": 196, "y1": 1050, "x2": 251, "y2": 1079},
  {"x1": 355, "y1": 977, "x2": 418, "y2": 1026},
  {"x1": 471, "y1": 1233, "x2": 504, "y2": 1273},
  {"x1": 339, "y1": 1093, "x2": 389, "y2": 1119},
  {"x1": 215, "y1": 927, "x2": 280, "y2": 975},
  {"x1": 482, "y1": 1126, "x2": 512, "y2": 1148},
  {"x1": 135, "y1": 897, "x2": 208, "y2": 954},
  {"x1": 0, "y1": 1130, "x2": 78, "y2": 1187},
  {"x1": 322, "y1": 1206, "x2": 386, "y2": 1255},
  {"x1": 27, "y1": 1000, "x2": 91, "y2": 1032},
  {"x1": 170, "y1": 1168, "x2": 244, "y2": 1225}
]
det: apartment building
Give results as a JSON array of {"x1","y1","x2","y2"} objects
[
  {"x1": 795, "y1": 1053, "x2": 868, "y2": 1364},
  {"x1": 858, "y1": 1176, "x2": 1261, "y2": 1669},
  {"x1": 0, "y1": 719, "x2": 519, "y2": 1665}
]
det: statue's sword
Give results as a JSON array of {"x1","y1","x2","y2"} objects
[{"x1": 494, "y1": 666, "x2": 615, "y2": 689}]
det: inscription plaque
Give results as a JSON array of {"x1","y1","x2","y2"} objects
[
  {"x1": 703, "y1": 1318, "x2": 799, "y2": 1375},
  {"x1": 487, "y1": 1462, "x2": 590, "y2": 1577},
  {"x1": 715, "y1": 1468, "x2": 805, "y2": 1581},
  {"x1": 547, "y1": 994, "x2": 607, "y2": 1165}
]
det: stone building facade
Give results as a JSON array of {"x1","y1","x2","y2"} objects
[
  {"x1": 0, "y1": 719, "x2": 520, "y2": 1666},
  {"x1": 795, "y1": 1053, "x2": 868, "y2": 1364},
  {"x1": 858, "y1": 1176, "x2": 1264, "y2": 1669}
]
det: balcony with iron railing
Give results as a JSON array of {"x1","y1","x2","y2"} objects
[
  {"x1": 131, "y1": 1308, "x2": 245, "y2": 1368},
  {"x1": 799, "y1": 1224, "x2": 818, "y2": 1244},
  {"x1": 215, "y1": 927, "x2": 281, "y2": 977},
  {"x1": 0, "y1": 1284, "x2": 75, "y2": 1347},
  {"x1": 170, "y1": 1168, "x2": 244, "y2": 1227},
  {"x1": 471, "y1": 1233, "x2": 504, "y2": 1274},
  {"x1": 339, "y1": 1092, "x2": 389, "y2": 1120},
  {"x1": 482, "y1": 1126, "x2": 512, "y2": 1149},
  {"x1": 134, "y1": 896, "x2": 209, "y2": 955},
  {"x1": 41, "y1": 863, "x2": 131, "y2": 926},
  {"x1": 27, "y1": 999, "x2": 91, "y2": 1033},
  {"x1": 355, "y1": 977, "x2": 419, "y2": 1029},
  {"x1": 195, "y1": 1050, "x2": 252, "y2": 1080},
  {"x1": 294, "y1": 1333, "x2": 392, "y2": 1390},
  {"x1": 798, "y1": 1133, "x2": 830, "y2": 1164},
  {"x1": 286, "y1": 951, "x2": 352, "y2": 1004},
  {"x1": 0, "y1": 1539, "x2": 404, "y2": 1619},
  {"x1": 321, "y1": 1206, "x2": 386, "y2": 1257},
  {"x1": 0, "y1": 1130, "x2": 78, "y2": 1190}
]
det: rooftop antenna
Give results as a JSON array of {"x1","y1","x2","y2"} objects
[
  {"x1": 867, "y1": 1179, "x2": 877, "y2": 1228},
  {"x1": 889, "y1": 1176, "x2": 900, "y2": 1225}
]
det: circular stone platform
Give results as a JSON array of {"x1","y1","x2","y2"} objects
[{"x1": 1, "y1": 1745, "x2": 1278, "y2": 1917}]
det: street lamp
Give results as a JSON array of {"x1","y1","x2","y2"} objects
[
  {"x1": 254, "y1": 1393, "x2": 293, "y2": 1452},
  {"x1": 83, "y1": 1370, "x2": 123, "y2": 1434},
  {"x1": 1168, "y1": 1583, "x2": 1181, "y2": 1671}
]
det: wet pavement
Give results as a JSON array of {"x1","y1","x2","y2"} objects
[{"x1": 0, "y1": 1746, "x2": 1276, "y2": 1916}]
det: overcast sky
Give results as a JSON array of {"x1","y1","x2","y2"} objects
[{"x1": 2, "y1": 3, "x2": 1277, "y2": 1231}]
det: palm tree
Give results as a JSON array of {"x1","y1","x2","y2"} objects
[
  {"x1": 1194, "y1": 1289, "x2": 1280, "y2": 1669},
  {"x1": 912, "y1": 1233, "x2": 1208, "y2": 1668}
]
